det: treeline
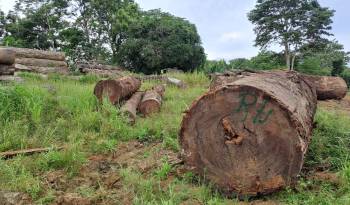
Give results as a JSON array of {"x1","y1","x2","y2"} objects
[{"x1": 0, "y1": 0, "x2": 205, "y2": 74}]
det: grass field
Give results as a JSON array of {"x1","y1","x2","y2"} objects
[{"x1": 0, "y1": 72, "x2": 350, "y2": 204}]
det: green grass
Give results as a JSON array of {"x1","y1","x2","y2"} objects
[{"x1": 0, "y1": 72, "x2": 350, "y2": 204}]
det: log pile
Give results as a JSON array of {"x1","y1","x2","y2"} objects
[
  {"x1": 180, "y1": 71, "x2": 317, "y2": 196},
  {"x1": 94, "y1": 77, "x2": 166, "y2": 124},
  {"x1": 77, "y1": 62, "x2": 124, "y2": 77},
  {"x1": 0, "y1": 47, "x2": 68, "y2": 75},
  {"x1": 0, "y1": 48, "x2": 22, "y2": 82}
]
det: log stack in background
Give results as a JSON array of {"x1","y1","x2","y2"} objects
[
  {"x1": 180, "y1": 71, "x2": 317, "y2": 196},
  {"x1": 77, "y1": 62, "x2": 124, "y2": 78},
  {"x1": 0, "y1": 47, "x2": 68, "y2": 75}
]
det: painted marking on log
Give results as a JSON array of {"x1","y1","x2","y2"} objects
[{"x1": 234, "y1": 91, "x2": 274, "y2": 124}]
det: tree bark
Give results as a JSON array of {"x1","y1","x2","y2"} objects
[
  {"x1": 93, "y1": 76, "x2": 141, "y2": 105},
  {"x1": 301, "y1": 74, "x2": 348, "y2": 100},
  {"x1": 180, "y1": 71, "x2": 317, "y2": 196},
  {"x1": 0, "y1": 65, "x2": 15, "y2": 75},
  {"x1": 120, "y1": 91, "x2": 144, "y2": 125},
  {"x1": 284, "y1": 44, "x2": 291, "y2": 70},
  {"x1": 165, "y1": 77, "x2": 187, "y2": 89},
  {"x1": 15, "y1": 57, "x2": 67, "y2": 68},
  {"x1": 1, "y1": 47, "x2": 65, "y2": 61},
  {"x1": 138, "y1": 85, "x2": 165, "y2": 117},
  {"x1": 0, "y1": 48, "x2": 15, "y2": 65}
]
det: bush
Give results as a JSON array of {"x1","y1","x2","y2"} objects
[
  {"x1": 296, "y1": 56, "x2": 331, "y2": 76},
  {"x1": 341, "y1": 69, "x2": 350, "y2": 87}
]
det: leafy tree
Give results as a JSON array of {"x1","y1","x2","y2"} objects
[
  {"x1": 248, "y1": 0, "x2": 334, "y2": 70},
  {"x1": 229, "y1": 58, "x2": 251, "y2": 70},
  {"x1": 117, "y1": 10, "x2": 205, "y2": 74},
  {"x1": 249, "y1": 51, "x2": 284, "y2": 70},
  {"x1": 202, "y1": 60, "x2": 230, "y2": 73}
]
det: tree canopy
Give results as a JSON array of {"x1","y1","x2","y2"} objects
[{"x1": 248, "y1": 0, "x2": 335, "y2": 70}]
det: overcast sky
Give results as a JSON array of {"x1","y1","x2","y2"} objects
[{"x1": 1, "y1": 0, "x2": 349, "y2": 60}]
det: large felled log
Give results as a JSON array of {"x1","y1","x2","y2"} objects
[
  {"x1": 165, "y1": 77, "x2": 187, "y2": 89},
  {"x1": 0, "y1": 48, "x2": 15, "y2": 65},
  {"x1": 94, "y1": 76, "x2": 141, "y2": 105},
  {"x1": 0, "y1": 65, "x2": 15, "y2": 75},
  {"x1": 15, "y1": 57, "x2": 67, "y2": 68},
  {"x1": 14, "y1": 64, "x2": 68, "y2": 74},
  {"x1": 301, "y1": 74, "x2": 348, "y2": 100},
  {"x1": 2, "y1": 47, "x2": 65, "y2": 61},
  {"x1": 121, "y1": 91, "x2": 144, "y2": 124},
  {"x1": 180, "y1": 71, "x2": 317, "y2": 196},
  {"x1": 138, "y1": 85, "x2": 165, "y2": 117}
]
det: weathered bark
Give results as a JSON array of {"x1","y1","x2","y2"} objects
[
  {"x1": 0, "y1": 48, "x2": 15, "y2": 65},
  {"x1": 15, "y1": 57, "x2": 67, "y2": 68},
  {"x1": 2, "y1": 47, "x2": 65, "y2": 61},
  {"x1": 301, "y1": 74, "x2": 348, "y2": 100},
  {"x1": 0, "y1": 65, "x2": 15, "y2": 75},
  {"x1": 138, "y1": 85, "x2": 165, "y2": 117},
  {"x1": 93, "y1": 76, "x2": 141, "y2": 105},
  {"x1": 0, "y1": 147, "x2": 64, "y2": 159},
  {"x1": 210, "y1": 71, "x2": 348, "y2": 101},
  {"x1": 180, "y1": 71, "x2": 317, "y2": 196},
  {"x1": 80, "y1": 68, "x2": 123, "y2": 78},
  {"x1": 121, "y1": 91, "x2": 144, "y2": 124},
  {"x1": 77, "y1": 63, "x2": 123, "y2": 71},
  {"x1": 14, "y1": 64, "x2": 69, "y2": 74}
]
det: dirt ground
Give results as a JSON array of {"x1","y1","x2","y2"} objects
[{"x1": 318, "y1": 95, "x2": 350, "y2": 115}]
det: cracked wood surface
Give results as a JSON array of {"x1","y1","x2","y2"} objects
[{"x1": 180, "y1": 71, "x2": 317, "y2": 196}]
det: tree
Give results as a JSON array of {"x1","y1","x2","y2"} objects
[
  {"x1": 117, "y1": 10, "x2": 205, "y2": 74},
  {"x1": 248, "y1": 0, "x2": 334, "y2": 70}
]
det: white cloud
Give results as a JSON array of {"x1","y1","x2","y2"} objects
[{"x1": 219, "y1": 32, "x2": 242, "y2": 42}]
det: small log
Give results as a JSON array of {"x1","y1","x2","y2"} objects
[
  {"x1": 15, "y1": 57, "x2": 67, "y2": 68},
  {"x1": 180, "y1": 71, "x2": 317, "y2": 196},
  {"x1": 121, "y1": 91, "x2": 144, "y2": 124},
  {"x1": 0, "y1": 75, "x2": 23, "y2": 83},
  {"x1": 301, "y1": 74, "x2": 348, "y2": 100},
  {"x1": 166, "y1": 77, "x2": 186, "y2": 88},
  {"x1": 14, "y1": 64, "x2": 69, "y2": 74},
  {"x1": 93, "y1": 76, "x2": 141, "y2": 105},
  {"x1": 2, "y1": 47, "x2": 65, "y2": 61},
  {"x1": 77, "y1": 63, "x2": 123, "y2": 71},
  {"x1": 138, "y1": 85, "x2": 165, "y2": 117},
  {"x1": 81, "y1": 68, "x2": 123, "y2": 78},
  {"x1": 0, "y1": 48, "x2": 16, "y2": 65},
  {"x1": 0, "y1": 65, "x2": 15, "y2": 75},
  {"x1": 0, "y1": 147, "x2": 64, "y2": 159}
]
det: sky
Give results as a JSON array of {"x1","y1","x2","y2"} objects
[{"x1": 0, "y1": 0, "x2": 349, "y2": 60}]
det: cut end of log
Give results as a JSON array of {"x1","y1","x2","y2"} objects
[
  {"x1": 180, "y1": 71, "x2": 317, "y2": 196},
  {"x1": 138, "y1": 98, "x2": 161, "y2": 117},
  {"x1": 0, "y1": 48, "x2": 16, "y2": 65}
]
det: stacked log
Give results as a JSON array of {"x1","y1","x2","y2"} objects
[
  {"x1": 93, "y1": 76, "x2": 141, "y2": 105},
  {"x1": 138, "y1": 85, "x2": 165, "y2": 117},
  {"x1": 77, "y1": 62, "x2": 124, "y2": 77},
  {"x1": 210, "y1": 70, "x2": 348, "y2": 100},
  {"x1": 0, "y1": 48, "x2": 19, "y2": 82},
  {"x1": 0, "y1": 47, "x2": 68, "y2": 75},
  {"x1": 180, "y1": 71, "x2": 317, "y2": 196},
  {"x1": 93, "y1": 76, "x2": 167, "y2": 123}
]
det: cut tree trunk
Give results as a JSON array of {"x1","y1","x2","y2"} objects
[
  {"x1": 210, "y1": 71, "x2": 348, "y2": 101},
  {"x1": 301, "y1": 74, "x2": 348, "y2": 100},
  {"x1": 0, "y1": 65, "x2": 15, "y2": 75},
  {"x1": 138, "y1": 85, "x2": 165, "y2": 117},
  {"x1": 2, "y1": 47, "x2": 65, "y2": 61},
  {"x1": 180, "y1": 71, "x2": 317, "y2": 196},
  {"x1": 14, "y1": 64, "x2": 68, "y2": 74},
  {"x1": 93, "y1": 76, "x2": 141, "y2": 105},
  {"x1": 166, "y1": 77, "x2": 187, "y2": 89},
  {"x1": 15, "y1": 57, "x2": 67, "y2": 68},
  {"x1": 77, "y1": 63, "x2": 123, "y2": 71},
  {"x1": 0, "y1": 75, "x2": 24, "y2": 83},
  {"x1": 121, "y1": 91, "x2": 144, "y2": 124},
  {"x1": 80, "y1": 68, "x2": 123, "y2": 78},
  {"x1": 0, "y1": 48, "x2": 15, "y2": 65}
]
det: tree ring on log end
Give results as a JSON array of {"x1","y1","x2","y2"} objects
[{"x1": 180, "y1": 85, "x2": 306, "y2": 196}]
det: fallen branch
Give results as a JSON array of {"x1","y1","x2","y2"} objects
[{"x1": 0, "y1": 147, "x2": 64, "y2": 159}]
